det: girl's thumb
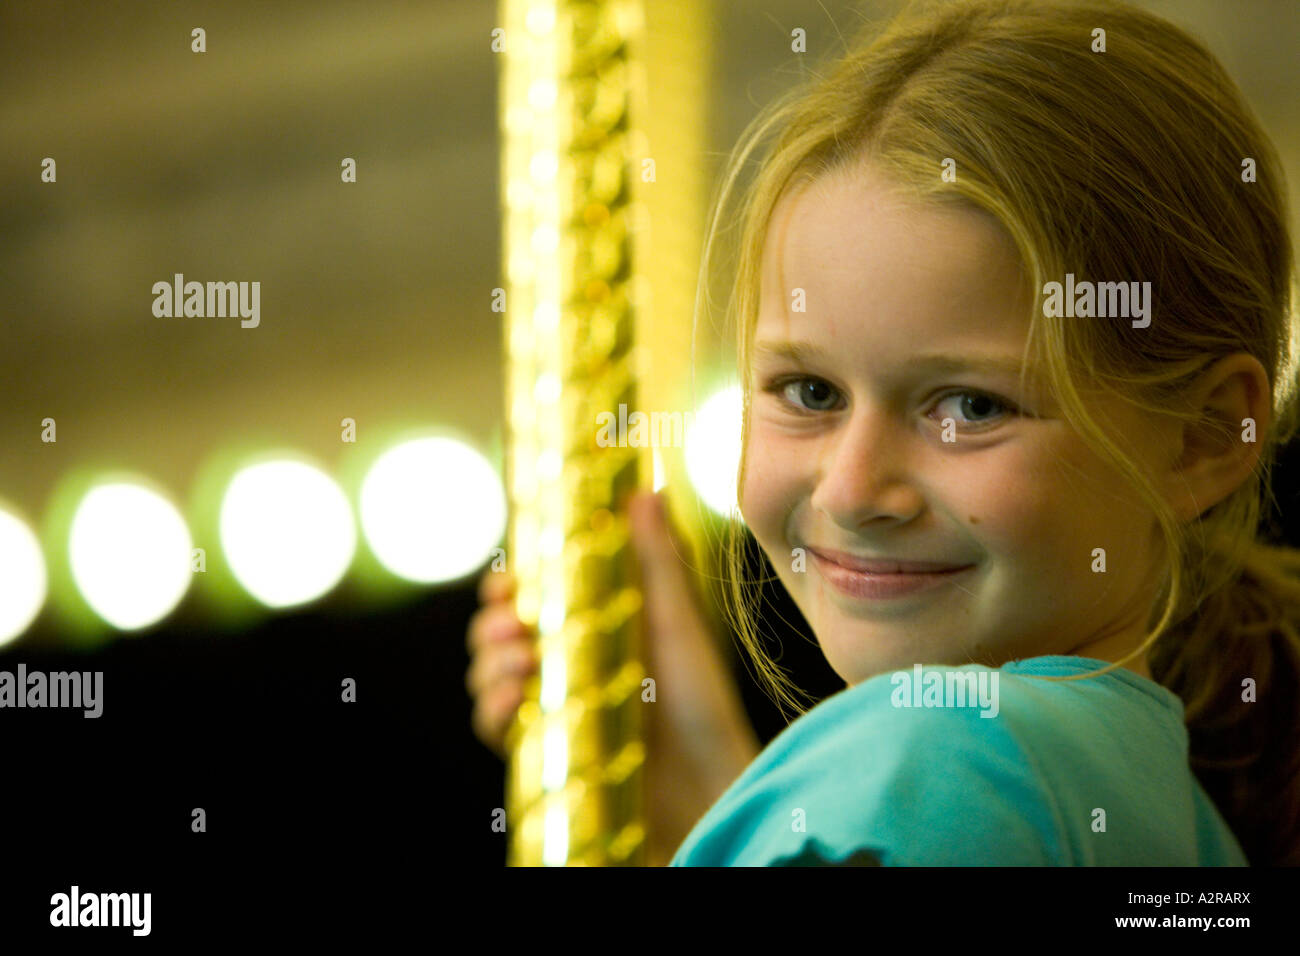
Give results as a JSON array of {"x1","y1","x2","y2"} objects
[
  {"x1": 628, "y1": 491, "x2": 696, "y2": 601},
  {"x1": 629, "y1": 490, "x2": 675, "y2": 561}
]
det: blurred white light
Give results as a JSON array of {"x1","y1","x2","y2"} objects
[
  {"x1": 539, "y1": 524, "x2": 564, "y2": 557},
  {"x1": 0, "y1": 508, "x2": 47, "y2": 646},
  {"x1": 534, "y1": 301, "x2": 560, "y2": 331},
  {"x1": 506, "y1": 179, "x2": 534, "y2": 208},
  {"x1": 536, "y1": 449, "x2": 562, "y2": 481},
  {"x1": 525, "y1": 5, "x2": 556, "y2": 36},
  {"x1": 221, "y1": 460, "x2": 355, "y2": 608},
  {"x1": 538, "y1": 595, "x2": 565, "y2": 638},
  {"x1": 541, "y1": 720, "x2": 568, "y2": 791},
  {"x1": 528, "y1": 79, "x2": 558, "y2": 111},
  {"x1": 529, "y1": 151, "x2": 558, "y2": 183},
  {"x1": 504, "y1": 105, "x2": 532, "y2": 131},
  {"x1": 531, "y1": 224, "x2": 559, "y2": 254},
  {"x1": 684, "y1": 384, "x2": 744, "y2": 518},
  {"x1": 359, "y1": 438, "x2": 507, "y2": 584},
  {"x1": 533, "y1": 373, "x2": 561, "y2": 404},
  {"x1": 69, "y1": 482, "x2": 192, "y2": 631},
  {"x1": 543, "y1": 798, "x2": 569, "y2": 868}
]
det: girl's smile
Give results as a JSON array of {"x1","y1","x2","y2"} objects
[{"x1": 806, "y1": 547, "x2": 977, "y2": 602}]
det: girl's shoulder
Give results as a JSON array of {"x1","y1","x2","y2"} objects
[
  {"x1": 672, "y1": 657, "x2": 1212, "y2": 865},
  {"x1": 782, "y1": 655, "x2": 1184, "y2": 762}
]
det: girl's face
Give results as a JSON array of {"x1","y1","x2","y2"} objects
[{"x1": 741, "y1": 166, "x2": 1167, "y2": 686}]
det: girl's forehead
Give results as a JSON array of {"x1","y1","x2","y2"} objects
[
  {"x1": 768, "y1": 170, "x2": 1019, "y2": 269},
  {"x1": 760, "y1": 182, "x2": 1030, "y2": 324}
]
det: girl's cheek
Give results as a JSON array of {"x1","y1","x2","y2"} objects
[{"x1": 741, "y1": 429, "x2": 799, "y2": 529}]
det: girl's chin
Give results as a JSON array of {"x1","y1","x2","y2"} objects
[{"x1": 817, "y1": 636, "x2": 923, "y2": 683}]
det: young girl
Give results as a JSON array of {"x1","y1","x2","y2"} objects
[{"x1": 469, "y1": 0, "x2": 1300, "y2": 866}]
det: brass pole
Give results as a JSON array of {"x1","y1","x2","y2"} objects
[{"x1": 499, "y1": 0, "x2": 708, "y2": 866}]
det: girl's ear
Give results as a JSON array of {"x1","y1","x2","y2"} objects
[{"x1": 1164, "y1": 353, "x2": 1271, "y2": 522}]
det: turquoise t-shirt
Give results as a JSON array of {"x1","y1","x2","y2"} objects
[{"x1": 669, "y1": 656, "x2": 1247, "y2": 866}]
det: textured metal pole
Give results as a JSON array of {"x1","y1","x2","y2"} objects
[{"x1": 499, "y1": 0, "x2": 707, "y2": 866}]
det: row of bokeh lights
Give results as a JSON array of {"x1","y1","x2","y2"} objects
[{"x1": 0, "y1": 386, "x2": 743, "y2": 648}]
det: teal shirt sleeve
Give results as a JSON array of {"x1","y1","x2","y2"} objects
[
  {"x1": 668, "y1": 657, "x2": 1247, "y2": 866},
  {"x1": 670, "y1": 664, "x2": 1061, "y2": 866}
]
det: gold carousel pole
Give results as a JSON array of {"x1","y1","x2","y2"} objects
[{"x1": 498, "y1": 0, "x2": 708, "y2": 866}]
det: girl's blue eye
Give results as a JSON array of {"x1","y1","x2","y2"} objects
[
  {"x1": 773, "y1": 376, "x2": 841, "y2": 412},
  {"x1": 932, "y1": 391, "x2": 1009, "y2": 424}
]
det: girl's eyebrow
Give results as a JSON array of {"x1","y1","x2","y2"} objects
[{"x1": 754, "y1": 340, "x2": 1027, "y2": 378}]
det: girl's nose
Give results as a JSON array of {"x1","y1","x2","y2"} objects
[{"x1": 809, "y1": 408, "x2": 926, "y2": 529}]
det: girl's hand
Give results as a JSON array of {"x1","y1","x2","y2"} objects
[
  {"x1": 627, "y1": 489, "x2": 763, "y2": 864},
  {"x1": 465, "y1": 489, "x2": 762, "y2": 865}
]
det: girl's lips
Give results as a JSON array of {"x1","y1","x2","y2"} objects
[
  {"x1": 807, "y1": 547, "x2": 971, "y2": 574},
  {"x1": 807, "y1": 549, "x2": 975, "y2": 601}
]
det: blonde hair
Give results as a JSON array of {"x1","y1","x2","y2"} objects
[{"x1": 698, "y1": 0, "x2": 1300, "y2": 864}]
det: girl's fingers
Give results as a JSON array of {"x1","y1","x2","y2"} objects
[
  {"x1": 465, "y1": 567, "x2": 530, "y2": 754},
  {"x1": 478, "y1": 569, "x2": 515, "y2": 605},
  {"x1": 465, "y1": 569, "x2": 536, "y2": 753},
  {"x1": 472, "y1": 681, "x2": 526, "y2": 754},
  {"x1": 465, "y1": 641, "x2": 538, "y2": 697},
  {"x1": 465, "y1": 602, "x2": 531, "y2": 654}
]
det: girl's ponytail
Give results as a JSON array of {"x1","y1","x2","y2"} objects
[{"x1": 1149, "y1": 541, "x2": 1300, "y2": 865}]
